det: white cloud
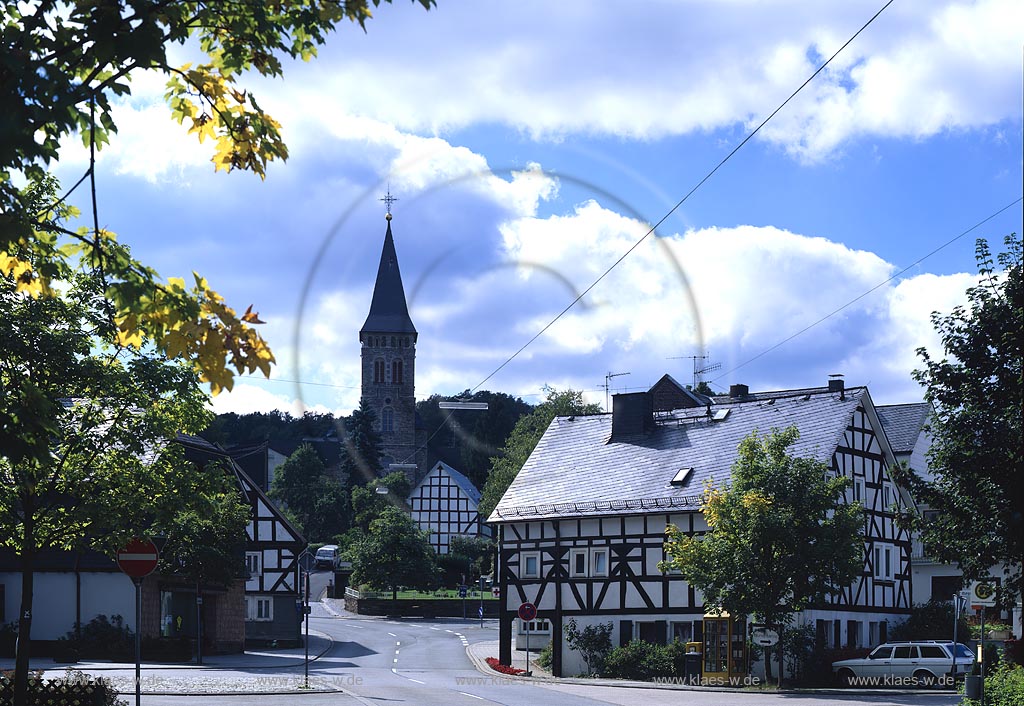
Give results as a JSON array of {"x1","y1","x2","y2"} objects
[{"x1": 208, "y1": 383, "x2": 337, "y2": 416}]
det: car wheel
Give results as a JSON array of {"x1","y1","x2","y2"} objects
[
  {"x1": 837, "y1": 668, "x2": 856, "y2": 687},
  {"x1": 914, "y1": 670, "x2": 937, "y2": 688}
]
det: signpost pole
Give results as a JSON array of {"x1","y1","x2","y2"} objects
[
  {"x1": 525, "y1": 622, "x2": 530, "y2": 675},
  {"x1": 196, "y1": 579, "x2": 202, "y2": 665},
  {"x1": 479, "y1": 575, "x2": 484, "y2": 629},
  {"x1": 134, "y1": 578, "x2": 142, "y2": 706},
  {"x1": 980, "y1": 605, "x2": 986, "y2": 706},
  {"x1": 304, "y1": 570, "x2": 310, "y2": 689}
]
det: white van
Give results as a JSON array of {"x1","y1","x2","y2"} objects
[{"x1": 314, "y1": 545, "x2": 340, "y2": 570}]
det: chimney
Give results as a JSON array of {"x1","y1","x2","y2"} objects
[
  {"x1": 729, "y1": 383, "x2": 749, "y2": 398},
  {"x1": 611, "y1": 392, "x2": 654, "y2": 441},
  {"x1": 828, "y1": 374, "x2": 845, "y2": 399}
]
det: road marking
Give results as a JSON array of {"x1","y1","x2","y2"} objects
[
  {"x1": 393, "y1": 658, "x2": 398, "y2": 663},
  {"x1": 430, "y1": 627, "x2": 441, "y2": 631},
  {"x1": 388, "y1": 632, "x2": 397, "y2": 637},
  {"x1": 343, "y1": 623, "x2": 365, "y2": 629},
  {"x1": 445, "y1": 629, "x2": 454, "y2": 633},
  {"x1": 396, "y1": 641, "x2": 401, "y2": 646},
  {"x1": 458, "y1": 692, "x2": 484, "y2": 700},
  {"x1": 408, "y1": 678, "x2": 425, "y2": 684},
  {"x1": 395, "y1": 650, "x2": 400, "y2": 655}
]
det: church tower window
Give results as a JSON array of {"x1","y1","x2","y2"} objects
[
  {"x1": 374, "y1": 359, "x2": 385, "y2": 384},
  {"x1": 393, "y1": 360, "x2": 403, "y2": 385},
  {"x1": 382, "y1": 408, "x2": 394, "y2": 433}
]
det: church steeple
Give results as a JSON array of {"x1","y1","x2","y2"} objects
[
  {"x1": 360, "y1": 214, "x2": 417, "y2": 336},
  {"x1": 358, "y1": 211, "x2": 424, "y2": 480}
]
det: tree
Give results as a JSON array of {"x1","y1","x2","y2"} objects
[
  {"x1": 661, "y1": 427, "x2": 862, "y2": 685},
  {"x1": 340, "y1": 399, "x2": 385, "y2": 487},
  {"x1": 269, "y1": 443, "x2": 350, "y2": 542},
  {"x1": 895, "y1": 235, "x2": 1023, "y2": 615},
  {"x1": 478, "y1": 387, "x2": 602, "y2": 518},
  {"x1": 348, "y1": 506, "x2": 439, "y2": 602},
  {"x1": 439, "y1": 535, "x2": 494, "y2": 586},
  {"x1": 202, "y1": 410, "x2": 338, "y2": 446},
  {"x1": 349, "y1": 470, "x2": 411, "y2": 533},
  {"x1": 0, "y1": 248, "x2": 213, "y2": 704},
  {"x1": 2, "y1": 1, "x2": 432, "y2": 392},
  {"x1": 417, "y1": 390, "x2": 532, "y2": 488},
  {"x1": 563, "y1": 618, "x2": 613, "y2": 676}
]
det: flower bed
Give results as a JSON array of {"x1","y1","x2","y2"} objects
[{"x1": 486, "y1": 657, "x2": 527, "y2": 675}]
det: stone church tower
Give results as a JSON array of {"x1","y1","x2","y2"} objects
[{"x1": 359, "y1": 213, "x2": 426, "y2": 479}]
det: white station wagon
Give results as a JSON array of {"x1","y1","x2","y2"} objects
[{"x1": 832, "y1": 641, "x2": 974, "y2": 687}]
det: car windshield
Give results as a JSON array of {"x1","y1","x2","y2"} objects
[
  {"x1": 869, "y1": 646, "x2": 892, "y2": 659},
  {"x1": 953, "y1": 643, "x2": 973, "y2": 659}
]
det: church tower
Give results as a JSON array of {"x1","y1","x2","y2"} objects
[{"x1": 359, "y1": 212, "x2": 424, "y2": 478}]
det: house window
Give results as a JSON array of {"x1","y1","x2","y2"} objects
[
  {"x1": 246, "y1": 596, "x2": 273, "y2": 622},
  {"x1": 846, "y1": 620, "x2": 862, "y2": 648},
  {"x1": 522, "y1": 619, "x2": 551, "y2": 633},
  {"x1": 245, "y1": 552, "x2": 262, "y2": 577},
  {"x1": 883, "y1": 484, "x2": 892, "y2": 510},
  {"x1": 392, "y1": 360, "x2": 403, "y2": 384},
  {"x1": 374, "y1": 359, "x2": 385, "y2": 383},
  {"x1": 521, "y1": 552, "x2": 540, "y2": 579},
  {"x1": 874, "y1": 543, "x2": 894, "y2": 581},
  {"x1": 591, "y1": 548, "x2": 609, "y2": 577},
  {"x1": 570, "y1": 548, "x2": 588, "y2": 577},
  {"x1": 382, "y1": 408, "x2": 394, "y2": 433},
  {"x1": 853, "y1": 478, "x2": 865, "y2": 504},
  {"x1": 671, "y1": 620, "x2": 701, "y2": 644}
]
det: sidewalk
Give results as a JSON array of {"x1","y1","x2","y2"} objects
[
  {"x1": 0, "y1": 630, "x2": 340, "y2": 695},
  {"x1": 465, "y1": 640, "x2": 956, "y2": 696}
]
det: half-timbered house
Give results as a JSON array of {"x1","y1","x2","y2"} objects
[
  {"x1": 489, "y1": 380, "x2": 914, "y2": 677},
  {"x1": 408, "y1": 461, "x2": 488, "y2": 554},
  {"x1": 178, "y1": 436, "x2": 306, "y2": 645}
]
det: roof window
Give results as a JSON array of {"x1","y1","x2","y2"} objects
[{"x1": 670, "y1": 467, "x2": 694, "y2": 486}]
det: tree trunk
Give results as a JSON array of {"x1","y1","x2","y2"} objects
[
  {"x1": 777, "y1": 622, "x2": 785, "y2": 689},
  {"x1": 14, "y1": 508, "x2": 35, "y2": 706}
]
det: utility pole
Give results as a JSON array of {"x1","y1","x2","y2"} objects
[{"x1": 599, "y1": 371, "x2": 630, "y2": 411}]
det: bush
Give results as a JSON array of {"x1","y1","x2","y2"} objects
[
  {"x1": 64, "y1": 614, "x2": 134, "y2": 661},
  {"x1": 0, "y1": 668, "x2": 125, "y2": 706},
  {"x1": 890, "y1": 599, "x2": 970, "y2": 642},
  {"x1": 535, "y1": 641, "x2": 553, "y2": 671},
  {"x1": 602, "y1": 640, "x2": 674, "y2": 680},
  {"x1": 564, "y1": 619, "x2": 613, "y2": 676},
  {"x1": 961, "y1": 664, "x2": 1024, "y2": 706}
]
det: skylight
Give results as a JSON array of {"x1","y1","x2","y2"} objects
[
  {"x1": 670, "y1": 467, "x2": 694, "y2": 486},
  {"x1": 712, "y1": 408, "x2": 731, "y2": 421}
]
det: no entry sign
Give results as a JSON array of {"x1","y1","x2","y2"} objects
[{"x1": 117, "y1": 538, "x2": 159, "y2": 578}]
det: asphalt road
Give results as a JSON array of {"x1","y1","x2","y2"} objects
[{"x1": 130, "y1": 609, "x2": 963, "y2": 706}]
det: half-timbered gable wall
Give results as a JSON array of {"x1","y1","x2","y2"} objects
[{"x1": 408, "y1": 462, "x2": 486, "y2": 553}]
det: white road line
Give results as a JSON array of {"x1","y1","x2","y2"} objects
[
  {"x1": 387, "y1": 632, "x2": 397, "y2": 637},
  {"x1": 430, "y1": 627, "x2": 441, "y2": 631},
  {"x1": 395, "y1": 650, "x2": 400, "y2": 655},
  {"x1": 396, "y1": 641, "x2": 401, "y2": 646},
  {"x1": 408, "y1": 678, "x2": 425, "y2": 684},
  {"x1": 343, "y1": 623, "x2": 365, "y2": 629},
  {"x1": 458, "y1": 692, "x2": 485, "y2": 700},
  {"x1": 445, "y1": 629, "x2": 454, "y2": 633},
  {"x1": 393, "y1": 658, "x2": 398, "y2": 663}
]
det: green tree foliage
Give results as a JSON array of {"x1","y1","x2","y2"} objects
[
  {"x1": 270, "y1": 443, "x2": 350, "y2": 542},
  {"x1": 0, "y1": 246, "x2": 213, "y2": 703},
  {"x1": 894, "y1": 235, "x2": 1024, "y2": 614},
  {"x1": 202, "y1": 411, "x2": 338, "y2": 446},
  {"x1": 889, "y1": 598, "x2": 970, "y2": 643},
  {"x1": 340, "y1": 399, "x2": 385, "y2": 487},
  {"x1": 438, "y1": 535, "x2": 494, "y2": 586},
  {"x1": 478, "y1": 387, "x2": 602, "y2": 518},
  {"x1": 348, "y1": 506, "x2": 439, "y2": 599},
  {"x1": 349, "y1": 470, "x2": 411, "y2": 534},
  {"x1": 563, "y1": 618, "x2": 613, "y2": 676},
  {"x1": 417, "y1": 391, "x2": 532, "y2": 488},
  {"x1": 1, "y1": 1, "x2": 432, "y2": 392},
  {"x1": 662, "y1": 427, "x2": 862, "y2": 683}
]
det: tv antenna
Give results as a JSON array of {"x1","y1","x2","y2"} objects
[
  {"x1": 599, "y1": 371, "x2": 631, "y2": 412},
  {"x1": 667, "y1": 354, "x2": 721, "y2": 389}
]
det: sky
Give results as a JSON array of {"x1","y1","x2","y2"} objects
[{"x1": 54, "y1": 0, "x2": 1023, "y2": 416}]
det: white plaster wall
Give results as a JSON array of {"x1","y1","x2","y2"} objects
[{"x1": 0, "y1": 572, "x2": 135, "y2": 639}]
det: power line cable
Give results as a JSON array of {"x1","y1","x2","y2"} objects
[
  {"x1": 710, "y1": 196, "x2": 1024, "y2": 383},
  {"x1": 470, "y1": 0, "x2": 895, "y2": 393}
]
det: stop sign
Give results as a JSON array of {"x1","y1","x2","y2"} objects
[{"x1": 117, "y1": 538, "x2": 159, "y2": 578}]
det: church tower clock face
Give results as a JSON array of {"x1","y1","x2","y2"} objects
[{"x1": 358, "y1": 211, "x2": 425, "y2": 480}]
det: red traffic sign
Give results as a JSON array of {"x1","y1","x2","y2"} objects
[
  {"x1": 518, "y1": 602, "x2": 538, "y2": 622},
  {"x1": 117, "y1": 538, "x2": 159, "y2": 578}
]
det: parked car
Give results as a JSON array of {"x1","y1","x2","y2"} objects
[
  {"x1": 833, "y1": 641, "x2": 974, "y2": 687},
  {"x1": 314, "y1": 545, "x2": 340, "y2": 570}
]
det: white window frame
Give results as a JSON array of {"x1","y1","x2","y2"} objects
[
  {"x1": 246, "y1": 595, "x2": 274, "y2": 622},
  {"x1": 883, "y1": 483, "x2": 892, "y2": 510},
  {"x1": 569, "y1": 548, "x2": 588, "y2": 578},
  {"x1": 853, "y1": 477, "x2": 865, "y2": 504},
  {"x1": 590, "y1": 548, "x2": 609, "y2": 577},
  {"x1": 873, "y1": 543, "x2": 894, "y2": 581},
  {"x1": 520, "y1": 551, "x2": 541, "y2": 579},
  {"x1": 245, "y1": 551, "x2": 262, "y2": 577}
]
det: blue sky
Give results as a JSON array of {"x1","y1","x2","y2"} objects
[{"x1": 54, "y1": 0, "x2": 1023, "y2": 415}]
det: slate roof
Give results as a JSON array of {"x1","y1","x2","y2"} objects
[
  {"x1": 875, "y1": 403, "x2": 929, "y2": 454},
  {"x1": 489, "y1": 387, "x2": 869, "y2": 522},
  {"x1": 441, "y1": 461, "x2": 482, "y2": 504},
  {"x1": 360, "y1": 219, "x2": 417, "y2": 335}
]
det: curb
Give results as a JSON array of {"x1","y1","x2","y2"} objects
[{"x1": 464, "y1": 641, "x2": 958, "y2": 696}]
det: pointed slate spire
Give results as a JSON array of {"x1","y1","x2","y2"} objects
[{"x1": 360, "y1": 214, "x2": 417, "y2": 335}]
